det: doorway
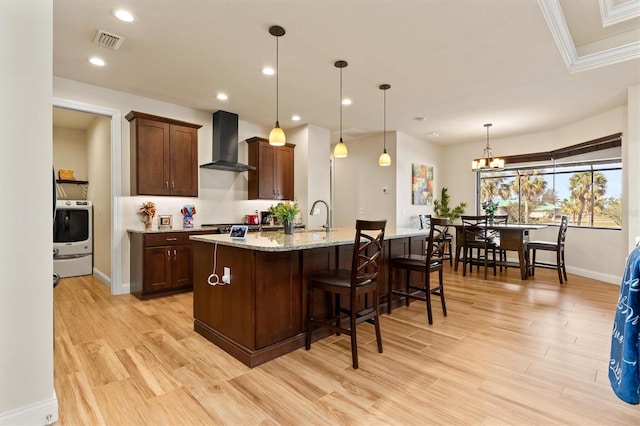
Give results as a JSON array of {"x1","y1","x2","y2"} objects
[{"x1": 52, "y1": 98, "x2": 123, "y2": 295}]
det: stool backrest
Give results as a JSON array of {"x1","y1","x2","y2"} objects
[
  {"x1": 428, "y1": 217, "x2": 449, "y2": 264},
  {"x1": 418, "y1": 214, "x2": 431, "y2": 230},
  {"x1": 351, "y1": 219, "x2": 387, "y2": 286}
]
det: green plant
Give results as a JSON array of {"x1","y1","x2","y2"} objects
[
  {"x1": 433, "y1": 187, "x2": 467, "y2": 221},
  {"x1": 268, "y1": 201, "x2": 300, "y2": 224}
]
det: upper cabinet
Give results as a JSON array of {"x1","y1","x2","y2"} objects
[
  {"x1": 126, "y1": 111, "x2": 202, "y2": 197},
  {"x1": 246, "y1": 137, "x2": 295, "y2": 200}
]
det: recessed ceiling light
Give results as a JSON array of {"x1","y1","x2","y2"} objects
[
  {"x1": 262, "y1": 67, "x2": 275, "y2": 75},
  {"x1": 291, "y1": 115, "x2": 301, "y2": 121},
  {"x1": 414, "y1": 116, "x2": 425, "y2": 122},
  {"x1": 342, "y1": 98, "x2": 352, "y2": 106},
  {"x1": 89, "y1": 57, "x2": 105, "y2": 66},
  {"x1": 216, "y1": 93, "x2": 228, "y2": 101},
  {"x1": 113, "y1": 9, "x2": 135, "y2": 22}
]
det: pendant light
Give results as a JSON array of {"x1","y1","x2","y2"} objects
[
  {"x1": 268, "y1": 25, "x2": 286, "y2": 146},
  {"x1": 333, "y1": 60, "x2": 348, "y2": 158},
  {"x1": 471, "y1": 123, "x2": 504, "y2": 171},
  {"x1": 378, "y1": 84, "x2": 391, "y2": 167}
]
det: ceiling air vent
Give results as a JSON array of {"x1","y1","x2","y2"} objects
[{"x1": 93, "y1": 29, "x2": 125, "y2": 50}]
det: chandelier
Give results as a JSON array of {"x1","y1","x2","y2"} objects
[{"x1": 472, "y1": 123, "x2": 504, "y2": 171}]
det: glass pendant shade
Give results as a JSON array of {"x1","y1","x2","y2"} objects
[
  {"x1": 378, "y1": 150, "x2": 391, "y2": 166},
  {"x1": 334, "y1": 140, "x2": 348, "y2": 158},
  {"x1": 472, "y1": 123, "x2": 504, "y2": 171},
  {"x1": 269, "y1": 122, "x2": 286, "y2": 146}
]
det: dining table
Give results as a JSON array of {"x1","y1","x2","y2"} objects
[{"x1": 452, "y1": 222, "x2": 548, "y2": 280}]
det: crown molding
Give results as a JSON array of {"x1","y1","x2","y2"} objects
[
  {"x1": 538, "y1": 0, "x2": 640, "y2": 73},
  {"x1": 599, "y1": 0, "x2": 640, "y2": 27}
]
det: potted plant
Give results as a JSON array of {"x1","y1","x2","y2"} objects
[
  {"x1": 433, "y1": 187, "x2": 467, "y2": 221},
  {"x1": 268, "y1": 201, "x2": 300, "y2": 234}
]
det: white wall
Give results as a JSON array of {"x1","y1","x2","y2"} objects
[
  {"x1": 0, "y1": 1, "x2": 58, "y2": 424},
  {"x1": 395, "y1": 131, "x2": 445, "y2": 228},
  {"x1": 289, "y1": 124, "x2": 331, "y2": 229},
  {"x1": 53, "y1": 126, "x2": 87, "y2": 181},
  {"x1": 87, "y1": 116, "x2": 112, "y2": 282},
  {"x1": 333, "y1": 132, "x2": 397, "y2": 228},
  {"x1": 442, "y1": 104, "x2": 635, "y2": 284},
  {"x1": 625, "y1": 85, "x2": 640, "y2": 252}
]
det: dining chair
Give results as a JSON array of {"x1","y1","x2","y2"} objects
[
  {"x1": 528, "y1": 215, "x2": 569, "y2": 284},
  {"x1": 419, "y1": 214, "x2": 452, "y2": 266},
  {"x1": 389, "y1": 217, "x2": 449, "y2": 324},
  {"x1": 461, "y1": 215, "x2": 498, "y2": 279},
  {"x1": 305, "y1": 219, "x2": 387, "y2": 369}
]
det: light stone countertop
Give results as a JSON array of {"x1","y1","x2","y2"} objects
[{"x1": 189, "y1": 227, "x2": 428, "y2": 252}]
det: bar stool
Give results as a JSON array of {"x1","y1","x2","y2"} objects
[
  {"x1": 305, "y1": 219, "x2": 387, "y2": 369},
  {"x1": 528, "y1": 215, "x2": 569, "y2": 284},
  {"x1": 389, "y1": 217, "x2": 449, "y2": 324}
]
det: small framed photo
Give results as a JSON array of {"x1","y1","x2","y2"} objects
[{"x1": 159, "y1": 215, "x2": 172, "y2": 229}]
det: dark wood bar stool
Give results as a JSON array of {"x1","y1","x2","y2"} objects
[
  {"x1": 305, "y1": 219, "x2": 387, "y2": 369},
  {"x1": 389, "y1": 217, "x2": 449, "y2": 324},
  {"x1": 528, "y1": 215, "x2": 569, "y2": 284},
  {"x1": 420, "y1": 214, "x2": 452, "y2": 266}
]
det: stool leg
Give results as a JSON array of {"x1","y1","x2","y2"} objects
[
  {"x1": 556, "y1": 248, "x2": 564, "y2": 285},
  {"x1": 425, "y1": 272, "x2": 433, "y2": 325},
  {"x1": 350, "y1": 303, "x2": 358, "y2": 369},
  {"x1": 439, "y1": 268, "x2": 447, "y2": 317}
]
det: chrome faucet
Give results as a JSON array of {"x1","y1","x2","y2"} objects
[{"x1": 309, "y1": 199, "x2": 330, "y2": 231}]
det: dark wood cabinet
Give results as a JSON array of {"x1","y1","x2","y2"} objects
[
  {"x1": 246, "y1": 137, "x2": 295, "y2": 200},
  {"x1": 126, "y1": 111, "x2": 201, "y2": 197},
  {"x1": 130, "y1": 231, "x2": 209, "y2": 299}
]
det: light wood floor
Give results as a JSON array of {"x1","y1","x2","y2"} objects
[{"x1": 54, "y1": 266, "x2": 639, "y2": 425}]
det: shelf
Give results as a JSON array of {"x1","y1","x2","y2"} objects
[{"x1": 56, "y1": 179, "x2": 89, "y2": 185}]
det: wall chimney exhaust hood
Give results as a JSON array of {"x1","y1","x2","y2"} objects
[{"x1": 200, "y1": 110, "x2": 255, "y2": 172}]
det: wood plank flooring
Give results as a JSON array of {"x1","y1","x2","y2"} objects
[{"x1": 53, "y1": 266, "x2": 640, "y2": 425}]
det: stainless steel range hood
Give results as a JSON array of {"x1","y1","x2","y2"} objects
[{"x1": 200, "y1": 110, "x2": 255, "y2": 172}]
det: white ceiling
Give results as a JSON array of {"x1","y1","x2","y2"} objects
[{"x1": 53, "y1": 0, "x2": 640, "y2": 145}]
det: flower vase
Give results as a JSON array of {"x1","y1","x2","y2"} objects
[
  {"x1": 283, "y1": 220, "x2": 294, "y2": 235},
  {"x1": 489, "y1": 216, "x2": 495, "y2": 225},
  {"x1": 143, "y1": 215, "x2": 154, "y2": 231}
]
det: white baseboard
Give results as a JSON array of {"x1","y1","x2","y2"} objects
[
  {"x1": 93, "y1": 267, "x2": 110, "y2": 288},
  {"x1": 0, "y1": 392, "x2": 58, "y2": 425},
  {"x1": 121, "y1": 282, "x2": 130, "y2": 294},
  {"x1": 566, "y1": 266, "x2": 621, "y2": 285}
]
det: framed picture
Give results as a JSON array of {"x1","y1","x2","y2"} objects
[
  {"x1": 412, "y1": 163, "x2": 434, "y2": 205},
  {"x1": 159, "y1": 215, "x2": 172, "y2": 229}
]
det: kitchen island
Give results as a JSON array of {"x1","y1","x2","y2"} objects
[{"x1": 190, "y1": 227, "x2": 429, "y2": 367}]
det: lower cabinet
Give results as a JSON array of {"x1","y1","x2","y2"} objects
[{"x1": 130, "y1": 231, "x2": 208, "y2": 299}]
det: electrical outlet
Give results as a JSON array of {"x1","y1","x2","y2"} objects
[
  {"x1": 359, "y1": 208, "x2": 364, "y2": 215},
  {"x1": 222, "y1": 267, "x2": 231, "y2": 284}
]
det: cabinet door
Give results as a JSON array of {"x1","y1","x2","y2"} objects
[
  {"x1": 257, "y1": 142, "x2": 277, "y2": 199},
  {"x1": 169, "y1": 124, "x2": 198, "y2": 196},
  {"x1": 136, "y1": 118, "x2": 170, "y2": 195},
  {"x1": 171, "y1": 244, "x2": 193, "y2": 288},
  {"x1": 143, "y1": 246, "x2": 172, "y2": 292},
  {"x1": 275, "y1": 146, "x2": 294, "y2": 200}
]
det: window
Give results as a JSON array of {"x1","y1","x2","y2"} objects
[{"x1": 476, "y1": 134, "x2": 622, "y2": 229}]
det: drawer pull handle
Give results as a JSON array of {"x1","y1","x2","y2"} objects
[{"x1": 166, "y1": 238, "x2": 178, "y2": 241}]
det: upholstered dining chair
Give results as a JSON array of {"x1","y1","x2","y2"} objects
[
  {"x1": 389, "y1": 217, "x2": 449, "y2": 324},
  {"x1": 419, "y1": 214, "x2": 452, "y2": 266},
  {"x1": 461, "y1": 215, "x2": 499, "y2": 279},
  {"x1": 528, "y1": 215, "x2": 569, "y2": 284},
  {"x1": 305, "y1": 219, "x2": 387, "y2": 369}
]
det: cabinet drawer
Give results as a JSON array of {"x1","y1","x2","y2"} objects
[{"x1": 144, "y1": 233, "x2": 191, "y2": 247}]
